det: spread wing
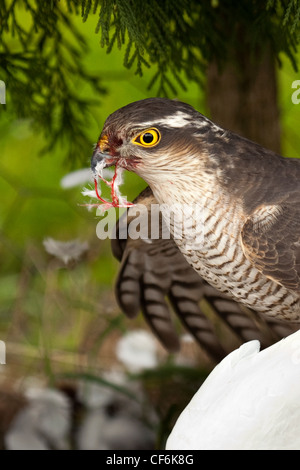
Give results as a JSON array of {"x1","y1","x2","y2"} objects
[
  {"x1": 111, "y1": 187, "x2": 298, "y2": 362},
  {"x1": 241, "y1": 195, "x2": 300, "y2": 292}
]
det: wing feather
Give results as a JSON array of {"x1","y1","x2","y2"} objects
[
  {"x1": 241, "y1": 200, "x2": 300, "y2": 291},
  {"x1": 111, "y1": 188, "x2": 298, "y2": 361}
]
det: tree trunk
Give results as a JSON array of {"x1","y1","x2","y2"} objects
[{"x1": 206, "y1": 48, "x2": 281, "y2": 154}]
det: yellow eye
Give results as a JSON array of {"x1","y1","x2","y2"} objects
[{"x1": 132, "y1": 128, "x2": 161, "y2": 147}]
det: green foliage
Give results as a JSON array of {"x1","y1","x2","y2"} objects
[
  {"x1": 0, "y1": 0, "x2": 106, "y2": 163},
  {"x1": 86, "y1": 0, "x2": 300, "y2": 80},
  {"x1": 1, "y1": 0, "x2": 300, "y2": 162},
  {"x1": 83, "y1": 0, "x2": 300, "y2": 88}
]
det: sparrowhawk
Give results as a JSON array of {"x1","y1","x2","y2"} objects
[{"x1": 91, "y1": 97, "x2": 300, "y2": 358}]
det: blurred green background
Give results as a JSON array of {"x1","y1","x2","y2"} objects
[
  {"x1": 0, "y1": 3, "x2": 300, "y2": 449},
  {"x1": 0, "y1": 11, "x2": 206, "y2": 376}
]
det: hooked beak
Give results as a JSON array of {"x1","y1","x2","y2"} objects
[
  {"x1": 91, "y1": 148, "x2": 116, "y2": 174},
  {"x1": 91, "y1": 134, "x2": 117, "y2": 174}
]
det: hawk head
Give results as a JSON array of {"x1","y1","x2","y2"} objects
[
  {"x1": 91, "y1": 98, "x2": 228, "y2": 199},
  {"x1": 91, "y1": 97, "x2": 283, "y2": 209}
]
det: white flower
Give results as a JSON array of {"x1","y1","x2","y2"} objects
[
  {"x1": 60, "y1": 168, "x2": 93, "y2": 189},
  {"x1": 76, "y1": 408, "x2": 155, "y2": 450},
  {"x1": 116, "y1": 330, "x2": 158, "y2": 373},
  {"x1": 43, "y1": 238, "x2": 89, "y2": 264},
  {"x1": 5, "y1": 388, "x2": 71, "y2": 450},
  {"x1": 76, "y1": 371, "x2": 156, "y2": 450},
  {"x1": 60, "y1": 167, "x2": 115, "y2": 189},
  {"x1": 78, "y1": 370, "x2": 129, "y2": 409}
]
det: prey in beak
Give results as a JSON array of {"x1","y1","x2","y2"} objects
[
  {"x1": 91, "y1": 134, "x2": 117, "y2": 175},
  {"x1": 89, "y1": 135, "x2": 134, "y2": 210}
]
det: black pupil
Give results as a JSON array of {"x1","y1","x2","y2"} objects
[{"x1": 143, "y1": 132, "x2": 154, "y2": 144}]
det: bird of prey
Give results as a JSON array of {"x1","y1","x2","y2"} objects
[{"x1": 91, "y1": 97, "x2": 300, "y2": 359}]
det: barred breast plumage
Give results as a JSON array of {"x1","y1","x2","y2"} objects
[
  {"x1": 111, "y1": 187, "x2": 298, "y2": 359},
  {"x1": 91, "y1": 97, "x2": 300, "y2": 329},
  {"x1": 157, "y1": 179, "x2": 300, "y2": 322}
]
